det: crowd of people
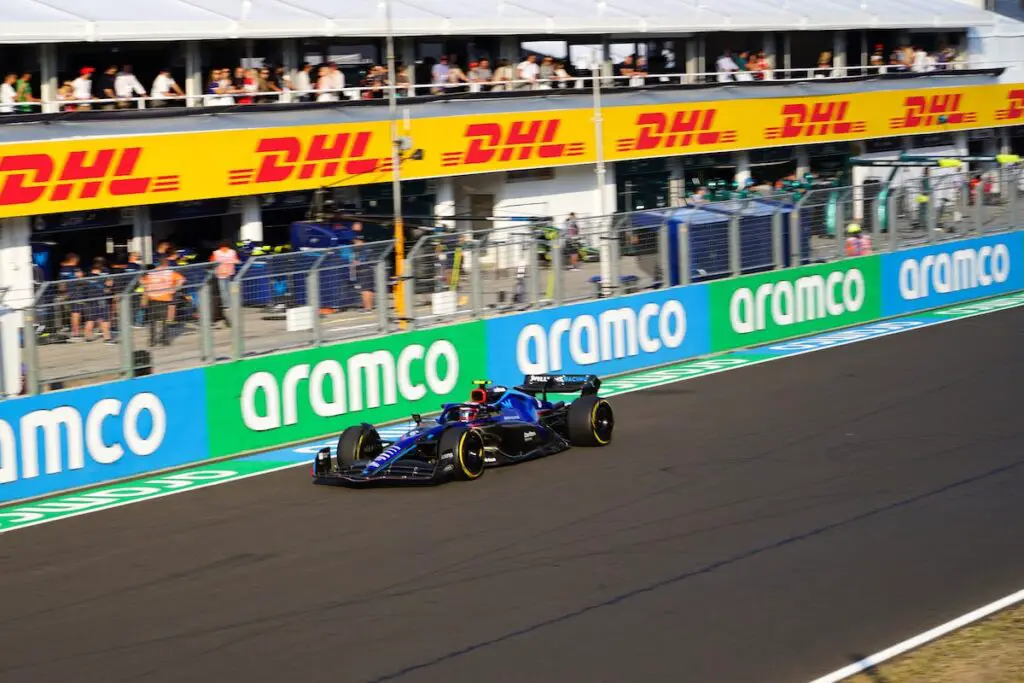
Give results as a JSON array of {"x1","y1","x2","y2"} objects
[
  {"x1": 1, "y1": 42, "x2": 970, "y2": 113},
  {"x1": 715, "y1": 44, "x2": 966, "y2": 81}
]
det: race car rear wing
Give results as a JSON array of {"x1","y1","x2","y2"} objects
[{"x1": 515, "y1": 374, "x2": 601, "y2": 398}]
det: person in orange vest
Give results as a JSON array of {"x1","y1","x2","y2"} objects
[
  {"x1": 845, "y1": 223, "x2": 872, "y2": 257},
  {"x1": 210, "y1": 240, "x2": 240, "y2": 326},
  {"x1": 142, "y1": 255, "x2": 186, "y2": 347}
]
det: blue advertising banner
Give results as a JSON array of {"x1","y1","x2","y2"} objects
[
  {"x1": 881, "y1": 232, "x2": 1024, "y2": 316},
  {"x1": 0, "y1": 369, "x2": 209, "y2": 504},
  {"x1": 485, "y1": 285, "x2": 711, "y2": 380}
]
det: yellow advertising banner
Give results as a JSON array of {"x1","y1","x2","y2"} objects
[{"x1": 0, "y1": 83, "x2": 1020, "y2": 220}]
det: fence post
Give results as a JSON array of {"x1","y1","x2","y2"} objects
[
  {"x1": 309, "y1": 250, "x2": 330, "y2": 346},
  {"x1": 658, "y1": 218, "x2": 671, "y2": 287},
  {"x1": 771, "y1": 209, "x2": 783, "y2": 270},
  {"x1": 926, "y1": 185, "x2": 938, "y2": 244},
  {"x1": 551, "y1": 236, "x2": 564, "y2": 304},
  {"x1": 197, "y1": 273, "x2": 213, "y2": 362},
  {"x1": 678, "y1": 222, "x2": 691, "y2": 286},
  {"x1": 527, "y1": 231, "x2": 539, "y2": 306},
  {"x1": 375, "y1": 259, "x2": 389, "y2": 333},
  {"x1": 23, "y1": 284, "x2": 41, "y2": 395},
  {"x1": 975, "y1": 179, "x2": 985, "y2": 235},
  {"x1": 470, "y1": 240, "x2": 483, "y2": 315},
  {"x1": 1011, "y1": 167, "x2": 1021, "y2": 228},
  {"x1": 608, "y1": 216, "x2": 621, "y2": 297},
  {"x1": 403, "y1": 257, "x2": 415, "y2": 329},
  {"x1": 231, "y1": 279, "x2": 244, "y2": 360},
  {"x1": 728, "y1": 214, "x2": 741, "y2": 276},
  {"x1": 888, "y1": 191, "x2": 898, "y2": 253},
  {"x1": 789, "y1": 209, "x2": 801, "y2": 267}
]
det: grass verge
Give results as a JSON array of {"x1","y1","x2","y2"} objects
[{"x1": 843, "y1": 602, "x2": 1024, "y2": 683}]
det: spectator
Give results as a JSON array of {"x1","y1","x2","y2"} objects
[
  {"x1": 0, "y1": 73, "x2": 16, "y2": 114},
  {"x1": 814, "y1": 51, "x2": 832, "y2": 78},
  {"x1": 151, "y1": 67, "x2": 183, "y2": 106},
  {"x1": 292, "y1": 62, "x2": 313, "y2": 101},
  {"x1": 445, "y1": 58, "x2": 469, "y2": 94},
  {"x1": 315, "y1": 65, "x2": 335, "y2": 102},
  {"x1": 516, "y1": 54, "x2": 538, "y2": 89},
  {"x1": 114, "y1": 65, "x2": 146, "y2": 107},
  {"x1": 205, "y1": 68, "x2": 230, "y2": 106},
  {"x1": 716, "y1": 50, "x2": 738, "y2": 82},
  {"x1": 539, "y1": 56, "x2": 555, "y2": 88},
  {"x1": 96, "y1": 65, "x2": 117, "y2": 109},
  {"x1": 633, "y1": 56, "x2": 650, "y2": 86},
  {"x1": 58, "y1": 80, "x2": 77, "y2": 110},
  {"x1": 71, "y1": 67, "x2": 94, "y2": 107},
  {"x1": 492, "y1": 58, "x2": 514, "y2": 91},
  {"x1": 14, "y1": 72, "x2": 39, "y2": 113},
  {"x1": 469, "y1": 59, "x2": 492, "y2": 92},
  {"x1": 553, "y1": 61, "x2": 570, "y2": 88},
  {"x1": 431, "y1": 55, "x2": 450, "y2": 93},
  {"x1": 563, "y1": 212, "x2": 581, "y2": 270},
  {"x1": 257, "y1": 66, "x2": 280, "y2": 103},
  {"x1": 395, "y1": 64, "x2": 412, "y2": 96},
  {"x1": 327, "y1": 61, "x2": 345, "y2": 96},
  {"x1": 870, "y1": 45, "x2": 886, "y2": 74}
]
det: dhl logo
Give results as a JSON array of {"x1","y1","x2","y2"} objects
[
  {"x1": 995, "y1": 89, "x2": 1024, "y2": 122},
  {"x1": 441, "y1": 119, "x2": 585, "y2": 168},
  {"x1": 0, "y1": 147, "x2": 179, "y2": 207},
  {"x1": 890, "y1": 94, "x2": 977, "y2": 129},
  {"x1": 764, "y1": 101, "x2": 866, "y2": 140},
  {"x1": 228, "y1": 133, "x2": 389, "y2": 186},
  {"x1": 616, "y1": 109, "x2": 737, "y2": 153}
]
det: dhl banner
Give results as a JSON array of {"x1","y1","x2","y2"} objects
[{"x1": 0, "y1": 83, "x2": 1020, "y2": 220}]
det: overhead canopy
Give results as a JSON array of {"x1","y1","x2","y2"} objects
[{"x1": 0, "y1": 0, "x2": 998, "y2": 43}]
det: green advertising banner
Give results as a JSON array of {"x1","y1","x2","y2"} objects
[
  {"x1": 709, "y1": 256, "x2": 882, "y2": 351},
  {"x1": 203, "y1": 321, "x2": 487, "y2": 457}
]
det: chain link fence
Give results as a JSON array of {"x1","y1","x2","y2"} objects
[{"x1": 20, "y1": 168, "x2": 1024, "y2": 394}]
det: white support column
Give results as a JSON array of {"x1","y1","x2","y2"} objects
[
  {"x1": 669, "y1": 157, "x2": 686, "y2": 206},
  {"x1": 955, "y1": 132, "x2": 970, "y2": 156},
  {"x1": 763, "y1": 34, "x2": 775, "y2": 79},
  {"x1": 832, "y1": 31, "x2": 847, "y2": 77},
  {"x1": 0, "y1": 218, "x2": 32, "y2": 397},
  {"x1": 999, "y1": 129, "x2": 1011, "y2": 155},
  {"x1": 860, "y1": 31, "x2": 869, "y2": 73},
  {"x1": 282, "y1": 39, "x2": 299, "y2": 72},
  {"x1": 132, "y1": 205, "x2": 153, "y2": 264},
  {"x1": 499, "y1": 37, "x2": 519, "y2": 64},
  {"x1": 240, "y1": 196, "x2": 264, "y2": 242},
  {"x1": 39, "y1": 44, "x2": 58, "y2": 114},
  {"x1": 185, "y1": 41, "x2": 202, "y2": 108},
  {"x1": 399, "y1": 39, "x2": 417, "y2": 91},
  {"x1": 734, "y1": 150, "x2": 752, "y2": 187},
  {"x1": 783, "y1": 34, "x2": 792, "y2": 74},
  {"x1": 697, "y1": 36, "x2": 706, "y2": 75},
  {"x1": 435, "y1": 177, "x2": 456, "y2": 230},
  {"x1": 685, "y1": 38, "x2": 699, "y2": 83},
  {"x1": 796, "y1": 146, "x2": 811, "y2": 177}
]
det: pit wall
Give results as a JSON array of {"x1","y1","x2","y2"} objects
[{"x1": 1, "y1": 231, "x2": 1021, "y2": 504}]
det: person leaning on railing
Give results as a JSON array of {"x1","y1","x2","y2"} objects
[{"x1": 142, "y1": 256, "x2": 186, "y2": 347}]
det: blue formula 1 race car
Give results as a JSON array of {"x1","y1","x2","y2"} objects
[{"x1": 312, "y1": 374, "x2": 615, "y2": 486}]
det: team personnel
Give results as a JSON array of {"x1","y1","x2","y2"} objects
[
  {"x1": 845, "y1": 223, "x2": 872, "y2": 256},
  {"x1": 84, "y1": 256, "x2": 115, "y2": 344},
  {"x1": 57, "y1": 253, "x2": 85, "y2": 340},
  {"x1": 210, "y1": 240, "x2": 240, "y2": 325},
  {"x1": 142, "y1": 255, "x2": 186, "y2": 346}
]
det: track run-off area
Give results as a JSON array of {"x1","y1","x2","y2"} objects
[{"x1": 0, "y1": 292, "x2": 1022, "y2": 683}]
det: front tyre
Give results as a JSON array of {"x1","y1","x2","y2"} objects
[
  {"x1": 336, "y1": 423, "x2": 383, "y2": 468},
  {"x1": 566, "y1": 395, "x2": 614, "y2": 446},
  {"x1": 436, "y1": 425, "x2": 486, "y2": 482}
]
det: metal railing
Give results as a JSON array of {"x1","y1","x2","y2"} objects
[
  {"x1": 18, "y1": 167, "x2": 1023, "y2": 395},
  {"x1": 10, "y1": 56, "x2": 1000, "y2": 115}
]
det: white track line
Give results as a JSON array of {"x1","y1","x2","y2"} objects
[{"x1": 807, "y1": 588, "x2": 1024, "y2": 682}]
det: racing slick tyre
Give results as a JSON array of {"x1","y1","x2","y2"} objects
[
  {"x1": 336, "y1": 423, "x2": 383, "y2": 468},
  {"x1": 566, "y1": 395, "x2": 614, "y2": 447},
  {"x1": 436, "y1": 425, "x2": 486, "y2": 482}
]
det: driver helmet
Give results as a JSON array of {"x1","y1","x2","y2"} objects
[{"x1": 458, "y1": 406, "x2": 479, "y2": 422}]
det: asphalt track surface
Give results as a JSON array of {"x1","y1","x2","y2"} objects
[{"x1": 2, "y1": 307, "x2": 1023, "y2": 683}]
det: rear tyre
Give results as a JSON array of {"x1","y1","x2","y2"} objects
[
  {"x1": 436, "y1": 425, "x2": 486, "y2": 482},
  {"x1": 566, "y1": 395, "x2": 614, "y2": 447},
  {"x1": 336, "y1": 423, "x2": 383, "y2": 468}
]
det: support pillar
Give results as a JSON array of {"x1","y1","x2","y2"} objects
[
  {"x1": 132, "y1": 206, "x2": 153, "y2": 264},
  {"x1": 832, "y1": 31, "x2": 847, "y2": 77},
  {"x1": 0, "y1": 218, "x2": 32, "y2": 397},
  {"x1": 39, "y1": 44, "x2": 58, "y2": 114},
  {"x1": 435, "y1": 177, "x2": 456, "y2": 230},
  {"x1": 734, "y1": 150, "x2": 752, "y2": 187},
  {"x1": 185, "y1": 40, "x2": 202, "y2": 108},
  {"x1": 240, "y1": 196, "x2": 264, "y2": 242},
  {"x1": 796, "y1": 146, "x2": 811, "y2": 178}
]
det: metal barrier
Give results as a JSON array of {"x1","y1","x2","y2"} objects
[{"x1": 21, "y1": 167, "x2": 1023, "y2": 394}]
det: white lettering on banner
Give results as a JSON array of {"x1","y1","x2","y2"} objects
[
  {"x1": 768, "y1": 320, "x2": 925, "y2": 352},
  {"x1": 0, "y1": 393, "x2": 166, "y2": 486},
  {"x1": 899, "y1": 244, "x2": 1011, "y2": 300},
  {"x1": 517, "y1": 300, "x2": 687, "y2": 374},
  {"x1": 730, "y1": 269, "x2": 865, "y2": 334},
  {"x1": 240, "y1": 340, "x2": 459, "y2": 431}
]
